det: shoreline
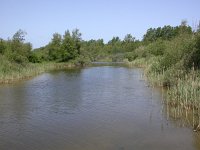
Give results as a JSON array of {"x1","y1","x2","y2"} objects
[
  {"x1": 0, "y1": 61, "x2": 126, "y2": 84},
  {"x1": 0, "y1": 62, "x2": 77, "y2": 84},
  {"x1": 125, "y1": 58, "x2": 200, "y2": 131}
]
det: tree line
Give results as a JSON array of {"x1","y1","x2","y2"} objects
[{"x1": 0, "y1": 20, "x2": 199, "y2": 68}]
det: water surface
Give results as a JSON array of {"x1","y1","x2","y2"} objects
[{"x1": 0, "y1": 66, "x2": 199, "y2": 150}]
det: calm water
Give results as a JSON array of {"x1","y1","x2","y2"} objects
[{"x1": 0, "y1": 66, "x2": 200, "y2": 150}]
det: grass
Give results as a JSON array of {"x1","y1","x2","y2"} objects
[
  {"x1": 124, "y1": 57, "x2": 147, "y2": 68},
  {"x1": 127, "y1": 57, "x2": 200, "y2": 131},
  {"x1": 0, "y1": 61, "x2": 75, "y2": 84},
  {"x1": 165, "y1": 69, "x2": 200, "y2": 131}
]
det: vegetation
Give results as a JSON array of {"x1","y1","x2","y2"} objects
[
  {"x1": 125, "y1": 20, "x2": 200, "y2": 130},
  {"x1": 2, "y1": 21, "x2": 200, "y2": 130},
  {"x1": 0, "y1": 29, "x2": 80, "y2": 83}
]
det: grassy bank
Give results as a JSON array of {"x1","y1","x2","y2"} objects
[
  {"x1": 0, "y1": 58, "x2": 76, "y2": 84},
  {"x1": 126, "y1": 57, "x2": 200, "y2": 130},
  {"x1": 124, "y1": 32, "x2": 200, "y2": 130}
]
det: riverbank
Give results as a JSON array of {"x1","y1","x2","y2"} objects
[
  {"x1": 1, "y1": 66, "x2": 199, "y2": 150},
  {"x1": 0, "y1": 62, "x2": 76, "y2": 84},
  {"x1": 125, "y1": 57, "x2": 200, "y2": 131}
]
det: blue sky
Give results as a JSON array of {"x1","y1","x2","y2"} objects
[{"x1": 1, "y1": 0, "x2": 200, "y2": 48}]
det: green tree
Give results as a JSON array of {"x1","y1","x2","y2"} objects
[
  {"x1": 60, "y1": 29, "x2": 82, "y2": 61},
  {"x1": 72, "y1": 28, "x2": 82, "y2": 55},
  {"x1": 9, "y1": 29, "x2": 31, "y2": 64},
  {"x1": 0, "y1": 39, "x2": 6, "y2": 54},
  {"x1": 62, "y1": 30, "x2": 75, "y2": 61},
  {"x1": 48, "y1": 33, "x2": 62, "y2": 61},
  {"x1": 122, "y1": 34, "x2": 137, "y2": 52},
  {"x1": 12, "y1": 29, "x2": 27, "y2": 42},
  {"x1": 108, "y1": 36, "x2": 121, "y2": 45},
  {"x1": 180, "y1": 20, "x2": 192, "y2": 34},
  {"x1": 123, "y1": 34, "x2": 135, "y2": 43}
]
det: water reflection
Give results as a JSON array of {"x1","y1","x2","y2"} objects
[
  {"x1": 0, "y1": 66, "x2": 199, "y2": 150},
  {"x1": 27, "y1": 69, "x2": 83, "y2": 114},
  {"x1": 162, "y1": 87, "x2": 200, "y2": 132}
]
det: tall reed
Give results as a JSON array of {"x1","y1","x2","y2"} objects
[
  {"x1": 0, "y1": 62, "x2": 75, "y2": 84},
  {"x1": 128, "y1": 57, "x2": 200, "y2": 131}
]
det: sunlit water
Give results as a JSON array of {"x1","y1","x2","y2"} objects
[{"x1": 0, "y1": 66, "x2": 199, "y2": 150}]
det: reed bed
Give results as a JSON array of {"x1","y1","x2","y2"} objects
[
  {"x1": 0, "y1": 62, "x2": 75, "y2": 84},
  {"x1": 124, "y1": 58, "x2": 147, "y2": 68},
  {"x1": 165, "y1": 70, "x2": 200, "y2": 131},
  {"x1": 128, "y1": 57, "x2": 200, "y2": 131}
]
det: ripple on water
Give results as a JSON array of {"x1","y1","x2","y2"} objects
[{"x1": 0, "y1": 66, "x2": 199, "y2": 150}]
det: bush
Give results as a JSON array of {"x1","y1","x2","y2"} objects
[
  {"x1": 0, "y1": 40, "x2": 6, "y2": 54},
  {"x1": 134, "y1": 46, "x2": 148, "y2": 58},
  {"x1": 183, "y1": 33, "x2": 200, "y2": 69},
  {"x1": 124, "y1": 52, "x2": 137, "y2": 61},
  {"x1": 71, "y1": 55, "x2": 91, "y2": 66},
  {"x1": 159, "y1": 34, "x2": 194, "y2": 70},
  {"x1": 8, "y1": 53, "x2": 29, "y2": 64},
  {"x1": 112, "y1": 53, "x2": 125, "y2": 62},
  {"x1": 29, "y1": 53, "x2": 42, "y2": 63},
  {"x1": 146, "y1": 40, "x2": 166, "y2": 56}
]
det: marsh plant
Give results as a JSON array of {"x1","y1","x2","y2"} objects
[{"x1": 125, "y1": 24, "x2": 200, "y2": 131}]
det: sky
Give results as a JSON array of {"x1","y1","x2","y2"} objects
[{"x1": 1, "y1": 0, "x2": 200, "y2": 48}]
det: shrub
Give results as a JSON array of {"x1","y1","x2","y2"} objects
[
  {"x1": 184, "y1": 33, "x2": 200, "y2": 69},
  {"x1": 29, "y1": 53, "x2": 42, "y2": 63},
  {"x1": 146, "y1": 40, "x2": 166, "y2": 56},
  {"x1": 159, "y1": 34, "x2": 194, "y2": 70}
]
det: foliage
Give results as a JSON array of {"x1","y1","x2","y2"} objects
[
  {"x1": 0, "y1": 21, "x2": 199, "y2": 88},
  {"x1": 48, "y1": 33, "x2": 63, "y2": 61},
  {"x1": 143, "y1": 22, "x2": 192, "y2": 43},
  {"x1": 2, "y1": 21, "x2": 200, "y2": 131}
]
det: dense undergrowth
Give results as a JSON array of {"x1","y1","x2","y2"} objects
[
  {"x1": 125, "y1": 31, "x2": 200, "y2": 130},
  {"x1": 0, "y1": 56, "x2": 75, "y2": 83}
]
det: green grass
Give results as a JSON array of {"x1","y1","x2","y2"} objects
[
  {"x1": 166, "y1": 70, "x2": 200, "y2": 129},
  {"x1": 127, "y1": 57, "x2": 200, "y2": 131},
  {"x1": 124, "y1": 57, "x2": 147, "y2": 68},
  {"x1": 0, "y1": 60, "x2": 75, "y2": 84}
]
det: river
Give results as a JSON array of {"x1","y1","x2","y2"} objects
[{"x1": 0, "y1": 65, "x2": 199, "y2": 150}]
